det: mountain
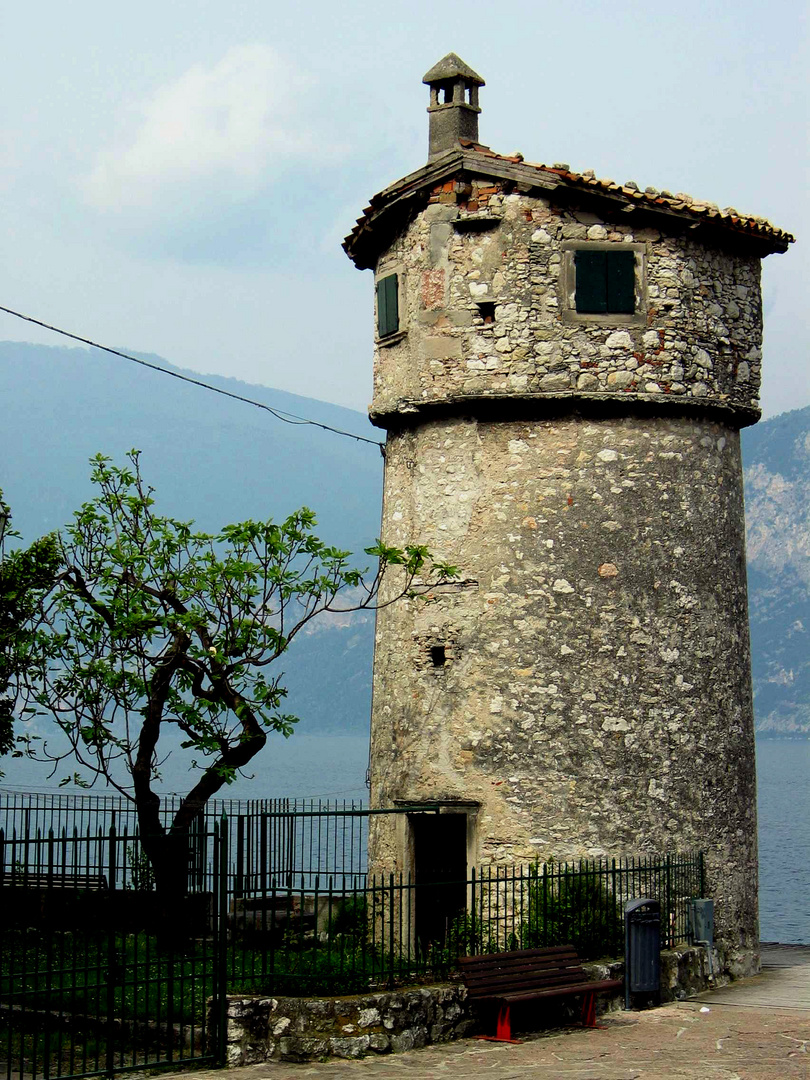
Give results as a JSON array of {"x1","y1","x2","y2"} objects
[
  {"x1": 743, "y1": 406, "x2": 810, "y2": 737},
  {"x1": 0, "y1": 340, "x2": 383, "y2": 742},
  {"x1": 1, "y1": 340, "x2": 808, "y2": 743}
]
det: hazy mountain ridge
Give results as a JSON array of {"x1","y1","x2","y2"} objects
[
  {"x1": 743, "y1": 406, "x2": 810, "y2": 736},
  {"x1": 0, "y1": 340, "x2": 382, "y2": 742},
  {"x1": 1, "y1": 340, "x2": 808, "y2": 745}
]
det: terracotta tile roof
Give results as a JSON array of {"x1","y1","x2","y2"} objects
[
  {"x1": 343, "y1": 144, "x2": 794, "y2": 267},
  {"x1": 462, "y1": 140, "x2": 794, "y2": 247}
]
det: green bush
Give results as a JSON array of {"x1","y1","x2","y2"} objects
[
  {"x1": 522, "y1": 862, "x2": 623, "y2": 960},
  {"x1": 328, "y1": 894, "x2": 367, "y2": 938},
  {"x1": 230, "y1": 948, "x2": 379, "y2": 997},
  {"x1": 125, "y1": 845, "x2": 156, "y2": 892}
]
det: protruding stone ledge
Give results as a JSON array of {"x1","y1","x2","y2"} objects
[{"x1": 370, "y1": 390, "x2": 760, "y2": 432}]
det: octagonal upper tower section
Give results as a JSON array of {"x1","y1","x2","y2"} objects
[{"x1": 344, "y1": 57, "x2": 793, "y2": 433}]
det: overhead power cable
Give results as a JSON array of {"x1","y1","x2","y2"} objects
[{"x1": 0, "y1": 303, "x2": 384, "y2": 449}]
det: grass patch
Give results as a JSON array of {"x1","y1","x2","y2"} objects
[{"x1": 1, "y1": 928, "x2": 214, "y2": 1026}]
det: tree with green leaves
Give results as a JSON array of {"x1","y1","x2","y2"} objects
[
  {"x1": 18, "y1": 452, "x2": 456, "y2": 899},
  {"x1": 0, "y1": 492, "x2": 60, "y2": 765}
]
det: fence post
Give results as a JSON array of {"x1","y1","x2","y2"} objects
[
  {"x1": 235, "y1": 815, "x2": 245, "y2": 900},
  {"x1": 106, "y1": 824, "x2": 117, "y2": 1078},
  {"x1": 398, "y1": 872, "x2": 405, "y2": 978},
  {"x1": 313, "y1": 874, "x2": 321, "y2": 984},
  {"x1": 470, "y1": 867, "x2": 477, "y2": 955},
  {"x1": 370, "y1": 873, "x2": 378, "y2": 983},
  {"x1": 214, "y1": 818, "x2": 229, "y2": 1066},
  {"x1": 542, "y1": 862, "x2": 548, "y2": 948},
  {"x1": 388, "y1": 873, "x2": 395, "y2": 989},
  {"x1": 47, "y1": 826, "x2": 54, "y2": 886}
]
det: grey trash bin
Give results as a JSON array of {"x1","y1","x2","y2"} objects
[
  {"x1": 688, "y1": 898, "x2": 714, "y2": 949},
  {"x1": 625, "y1": 897, "x2": 661, "y2": 1009},
  {"x1": 688, "y1": 898, "x2": 715, "y2": 980}
]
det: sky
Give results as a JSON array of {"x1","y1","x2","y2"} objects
[{"x1": 0, "y1": 0, "x2": 806, "y2": 419}]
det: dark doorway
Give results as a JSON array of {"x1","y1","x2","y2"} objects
[{"x1": 411, "y1": 813, "x2": 468, "y2": 955}]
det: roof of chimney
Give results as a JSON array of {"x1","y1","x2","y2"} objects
[{"x1": 422, "y1": 53, "x2": 485, "y2": 86}]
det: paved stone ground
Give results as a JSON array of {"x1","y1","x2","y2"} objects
[{"x1": 173, "y1": 946, "x2": 810, "y2": 1080}]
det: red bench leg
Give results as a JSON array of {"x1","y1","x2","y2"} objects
[
  {"x1": 496, "y1": 1003, "x2": 512, "y2": 1041},
  {"x1": 581, "y1": 992, "x2": 596, "y2": 1028},
  {"x1": 476, "y1": 1003, "x2": 521, "y2": 1043}
]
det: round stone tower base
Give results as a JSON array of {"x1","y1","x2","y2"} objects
[{"x1": 369, "y1": 411, "x2": 759, "y2": 979}]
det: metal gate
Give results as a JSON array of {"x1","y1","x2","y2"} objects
[{"x1": 0, "y1": 823, "x2": 228, "y2": 1080}]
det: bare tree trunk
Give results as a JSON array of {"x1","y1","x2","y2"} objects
[
  {"x1": 132, "y1": 677, "x2": 266, "y2": 949},
  {"x1": 134, "y1": 787, "x2": 194, "y2": 950}
]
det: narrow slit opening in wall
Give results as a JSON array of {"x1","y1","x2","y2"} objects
[
  {"x1": 477, "y1": 302, "x2": 496, "y2": 324},
  {"x1": 430, "y1": 645, "x2": 446, "y2": 668}
]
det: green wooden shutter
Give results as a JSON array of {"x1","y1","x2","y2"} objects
[
  {"x1": 575, "y1": 251, "x2": 608, "y2": 313},
  {"x1": 377, "y1": 274, "x2": 399, "y2": 337},
  {"x1": 606, "y1": 251, "x2": 636, "y2": 313},
  {"x1": 575, "y1": 250, "x2": 636, "y2": 314},
  {"x1": 376, "y1": 277, "x2": 387, "y2": 336}
]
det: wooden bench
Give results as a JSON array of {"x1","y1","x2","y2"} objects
[
  {"x1": 228, "y1": 894, "x2": 316, "y2": 941},
  {"x1": 459, "y1": 944, "x2": 623, "y2": 1041},
  {"x1": 0, "y1": 871, "x2": 108, "y2": 890}
]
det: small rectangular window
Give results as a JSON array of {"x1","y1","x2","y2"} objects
[
  {"x1": 575, "y1": 250, "x2": 635, "y2": 314},
  {"x1": 377, "y1": 273, "x2": 399, "y2": 338},
  {"x1": 430, "y1": 645, "x2": 446, "y2": 668}
]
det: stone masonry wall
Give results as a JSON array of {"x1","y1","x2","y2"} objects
[
  {"x1": 221, "y1": 983, "x2": 473, "y2": 1064},
  {"x1": 368, "y1": 413, "x2": 758, "y2": 977},
  {"x1": 371, "y1": 179, "x2": 762, "y2": 423}
]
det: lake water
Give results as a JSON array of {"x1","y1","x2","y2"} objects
[
  {"x1": 756, "y1": 739, "x2": 810, "y2": 944},
  {"x1": 0, "y1": 734, "x2": 372, "y2": 805},
  {"x1": 3, "y1": 735, "x2": 807, "y2": 944}
]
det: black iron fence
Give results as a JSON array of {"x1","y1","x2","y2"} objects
[
  {"x1": 1, "y1": 822, "x2": 228, "y2": 1080},
  {"x1": 0, "y1": 792, "x2": 372, "y2": 887},
  {"x1": 224, "y1": 852, "x2": 705, "y2": 997},
  {"x1": 0, "y1": 797, "x2": 707, "y2": 1080},
  {"x1": 230, "y1": 804, "x2": 371, "y2": 893}
]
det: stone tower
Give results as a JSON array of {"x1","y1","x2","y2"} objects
[{"x1": 343, "y1": 55, "x2": 793, "y2": 977}]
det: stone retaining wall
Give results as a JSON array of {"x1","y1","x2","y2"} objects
[
  {"x1": 220, "y1": 947, "x2": 721, "y2": 1065},
  {"x1": 222, "y1": 983, "x2": 473, "y2": 1065}
]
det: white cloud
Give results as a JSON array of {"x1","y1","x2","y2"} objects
[{"x1": 83, "y1": 44, "x2": 335, "y2": 212}]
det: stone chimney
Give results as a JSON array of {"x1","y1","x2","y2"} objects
[{"x1": 423, "y1": 53, "x2": 485, "y2": 161}]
